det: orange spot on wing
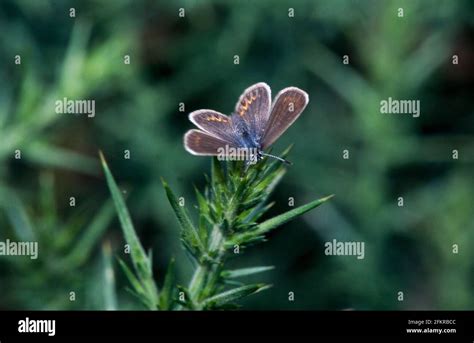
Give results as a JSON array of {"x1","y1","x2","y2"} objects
[
  {"x1": 206, "y1": 115, "x2": 228, "y2": 123},
  {"x1": 239, "y1": 92, "x2": 258, "y2": 116}
]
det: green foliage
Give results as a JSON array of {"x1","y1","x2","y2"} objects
[
  {"x1": 201, "y1": 284, "x2": 270, "y2": 309},
  {"x1": 0, "y1": 173, "x2": 114, "y2": 309},
  {"x1": 102, "y1": 151, "x2": 331, "y2": 310},
  {"x1": 162, "y1": 179, "x2": 206, "y2": 259},
  {"x1": 1, "y1": 0, "x2": 473, "y2": 311},
  {"x1": 221, "y1": 266, "x2": 275, "y2": 279},
  {"x1": 101, "y1": 241, "x2": 118, "y2": 310},
  {"x1": 100, "y1": 152, "x2": 159, "y2": 310},
  {"x1": 162, "y1": 155, "x2": 332, "y2": 309}
]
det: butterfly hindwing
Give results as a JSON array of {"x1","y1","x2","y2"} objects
[
  {"x1": 184, "y1": 129, "x2": 235, "y2": 156},
  {"x1": 261, "y1": 87, "x2": 308, "y2": 149}
]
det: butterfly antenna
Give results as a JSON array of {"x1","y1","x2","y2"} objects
[{"x1": 261, "y1": 152, "x2": 292, "y2": 165}]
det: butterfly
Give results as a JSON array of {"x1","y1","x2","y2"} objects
[{"x1": 184, "y1": 82, "x2": 308, "y2": 165}]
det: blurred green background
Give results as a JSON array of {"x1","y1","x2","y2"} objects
[{"x1": 0, "y1": 0, "x2": 473, "y2": 310}]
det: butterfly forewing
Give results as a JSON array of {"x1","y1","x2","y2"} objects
[
  {"x1": 233, "y1": 82, "x2": 271, "y2": 139},
  {"x1": 261, "y1": 87, "x2": 308, "y2": 149},
  {"x1": 184, "y1": 129, "x2": 234, "y2": 156},
  {"x1": 189, "y1": 110, "x2": 239, "y2": 145}
]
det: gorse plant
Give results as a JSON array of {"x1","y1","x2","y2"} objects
[
  {"x1": 100, "y1": 149, "x2": 332, "y2": 310},
  {"x1": 0, "y1": 172, "x2": 115, "y2": 309}
]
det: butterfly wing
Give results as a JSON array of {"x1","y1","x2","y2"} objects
[
  {"x1": 184, "y1": 129, "x2": 234, "y2": 156},
  {"x1": 189, "y1": 110, "x2": 239, "y2": 145},
  {"x1": 233, "y1": 82, "x2": 271, "y2": 140},
  {"x1": 261, "y1": 87, "x2": 308, "y2": 149}
]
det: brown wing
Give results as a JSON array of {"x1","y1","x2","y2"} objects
[
  {"x1": 234, "y1": 82, "x2": 271, "y2": 139},
  {"x1": 184, "y1": 129, "x2": 233, "y2": 156},
  {"x1": 262, "y1": 87, "x2": 308, "y2": 149},
  {"x1": 188, "y1": 110, "x2": 239, "y2": 146}
]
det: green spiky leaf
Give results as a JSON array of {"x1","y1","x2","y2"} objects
[
  {"x1": 159, "y1": 258, "x2": 176, "y2": 310},
  {"x1": 201, "y1": 284, "x2": 271, "y2": 309},
  {"x1": 161, "y1": 178, "x2": 205, "y2": 256},
  {"x1": 100, "y1": 152, "x2": 159, "y2": 309},
  {"x1": 221, "y1": 266, "x2": 275, "y2": 279}
]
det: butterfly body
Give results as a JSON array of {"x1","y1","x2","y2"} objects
[
  {"x1": 231, "y1": 113, "x2": 261, "y2": 149},
  {"x1": 184, "y1": 82, "x2": 308, "y2": 164}
]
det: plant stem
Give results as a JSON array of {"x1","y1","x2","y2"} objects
[
  {"x1": 188, "y1": 223, "x2": 225, "y2": 309},
  {"x1": 188, "y1": 265, "x2": 206, "y2": 301}
]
